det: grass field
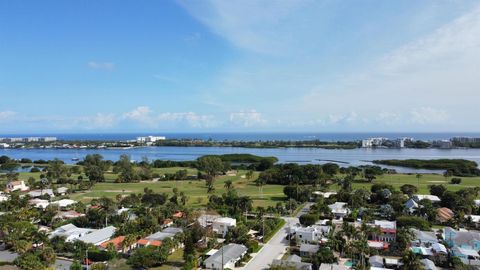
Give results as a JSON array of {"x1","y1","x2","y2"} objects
[{"x1": 9, "y1": 168, "x2": 480, "y2": 208}]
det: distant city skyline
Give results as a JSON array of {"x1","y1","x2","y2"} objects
[{"x1": 1, "y1": 0, "x2": 480, "y2": 133}]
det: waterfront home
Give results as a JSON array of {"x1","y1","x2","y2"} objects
[
  {"x1": 369, "y1": 220, "x2": 396, "y2": 243},
  {"x1": 299, "y1": 244, "x2": 319, "y2": 257},
  {"x1": 77, "y1": 226, "x2": 116, "y2": 245},
  {"x1": 49, "y1": 224, "x2": 95, "y2": 242},
  {"x1": 271, "y1": 255, "x2": 313, "y2": 270},
  {"x1": 436, "y1": 207, "x2": 454, "y2": 223},
  {"x1": 328, "y1": 202, "x2": 350, "y2": 219},
  {"x1": 28, "y1": 189, "x2": 55, "y2": 198},
  {"x1": 203, "y1": 243, "x2": 247, "y2": 270},
  {"x1": 443, "y1": 227, "x2": 480, "y2": 251},
  {"x1": 5, "y1": 181, "x2": 28, "y2": 192},
  {"x1": 412, "y1": 195, "x2": 441, "y2": 204}
]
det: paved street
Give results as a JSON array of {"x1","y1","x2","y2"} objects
[{"x1": 242, "y1": 203, "x2": 312, "y2": 270}]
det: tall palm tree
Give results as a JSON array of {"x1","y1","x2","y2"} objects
[{"x1": 401, "y1": 250, "x2": 424, "y2": 270}]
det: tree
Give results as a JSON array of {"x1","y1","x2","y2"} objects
[
  {"x1": 429, "y1": 184, "x2": 447, "y2": 198},
  {"x1": 396, "y1": 228, "x2": 415, "y2": 252},
  {"x1": 400, "y1": 184, "x2": 418, "y2": 196},
  {"x1": 451, "y1": 178, "x2": 462, "y2": 184},
  {"x1": 299, "y1": 214, "x2": 319, "y2": 226},
  {"x1": 246, "y1": 170, "x2": 254, "y2": 180},
  {"x1": 224, "y1": 180, "x2": 233, "y2": 190},
  {"x1": 115, "y1": 155, "x2": 137, "y2": 183},
  {"x1": 14, "y1": 253, "x2": 46, "y2": 270},
  {"x1": 416, "y1": 174, "x2": 422, "y2": 188},
  {"x1": 312, "y1": 247, "x2": 338, "y2": 268},
  {"x1": 83, "y1": 154, "x2": 109, "y2": 182},
  {"x1": 198, "y1": 156, "x2": 224, "y2": 180},
  {"x1": 70, "y1": 261, "x2": 82, "y2": 270},
  {"x1": 127, "y1": 246, "x2": 164, "y2": 268},
  {"x1": 401, "y1": 250, "x2": 424, "y2": 270}
]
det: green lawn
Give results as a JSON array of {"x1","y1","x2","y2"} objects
[
  {"x1": 64, "y1": 170, "x2": 285, "y2": 208},
  {"x1": 10, "y1": 168, "x2": 480, "y2": 208}
]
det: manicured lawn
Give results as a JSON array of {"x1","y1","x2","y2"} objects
[{"x1": 65, "y1": 170, "x2": 285, "y2": 208}]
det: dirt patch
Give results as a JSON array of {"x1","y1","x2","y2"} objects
[{"x1": 428, "y1": 181, "x2": 447, "y2": 183}]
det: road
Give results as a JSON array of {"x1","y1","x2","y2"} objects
[{"x1": 242, "y1": 203, "x2": 312, "y2": 270}]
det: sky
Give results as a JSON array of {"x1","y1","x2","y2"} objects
[{"x1": 1, "y1": 0, "x2": 479, "y2": 133}]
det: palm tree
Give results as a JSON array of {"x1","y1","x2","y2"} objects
[
  {"x1": 122, "y1": 234, "x2": 137, "y2": 253},
  {"x1": 416, "y1": 174, "x2": 422, "y2": 188},
  {"x1": 255, "y1": 178, "x2": 266, "y2": 198},
  {"x1": 401, "y1": 250, "x2": 423, "y2": 270}
]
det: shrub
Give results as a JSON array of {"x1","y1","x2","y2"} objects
[{"x1": 451, "y1": 178, "x2": 462, "y2": 184}]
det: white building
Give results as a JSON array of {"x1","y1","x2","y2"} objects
[
  {"x1": 289, "y1": 224, "x2": 330, "y2": 244},
  {"x1": 212, "y1": 217, "x2": 237, "y2": 237},
  {"x1": 28, "y1": 189, "x2": 55, "y2": 198},
  {"x1": 204, "y1": 244, "x2": 247, "y2": 270},
  {"x1": 51, "y1": 199, "x2": 77, "y2": 208},
  {"x1": 328, "y1": 202, "x2": 350, "y2": 219},
  {"x1": 412, "y1": 195, "x2": 441, "y2": 204},
  {"x1": 136, "y1": 136, "x2": 166, "y2": 143},
  {"x1": 49, "y1": 224, "x2": 96, "y2": 242},
  {"x1": 29, "y1": 198, "x2": 50, "y2": 209},
  {"x1": 5, "y1": 181, "x2": 29, "y2": 192},
  {"x1": 77, "y1": 226, "x2": 116, "y2": 245}
]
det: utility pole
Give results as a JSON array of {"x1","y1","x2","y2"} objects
[
  {"x1": 85, "y1": 248, "x2": 89, "y2": 270},
  {"x1": 221, "y1": 243, "x2": 224, "y2": 270}
]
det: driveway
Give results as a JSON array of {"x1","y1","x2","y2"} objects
[{"x1": 242, "y1": 203, "x2": 312, "y2": 270}]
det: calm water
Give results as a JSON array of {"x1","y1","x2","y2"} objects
[
  {"x1": 2, "y1": 132, "x2": 480, "y2": 141},
  {"x1": 2, "y1": 146, "x2": 480, "y2": 174}
]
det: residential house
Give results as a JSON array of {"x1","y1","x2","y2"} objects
[
  {"x1": 54, "y1": 210, "x2": 85, "y2": 220},
  {"x1": 411, "y1": 229, "x2": 438, "y2": 246},
  {"x1": 203, "y1": 243, "x2": 247, "y2": 270},
  {"x1": 162, "y1": 218, "x2": 173, "y2": 228},
  {"x1": 116, "y1": 207, "x2": 137, "y2": 221},
  {"x1": 443, "y1": 227, "x2": 480, "y2": 251},
  {"x1": 0, "y1": 192, "x2": 8, "y2": 202},
  {"x1": 29, "y1": 199, "x2": 50, "y2": 209},
  {"x1": 289, "y1": 224, "x2": 330, "y2": 244},
  {"x1": 404, "y1": 198, "x2": 419, "y2": 214},
  {"x1": 369, "y1": 255, "x2": 384, "y2": 268},
  {"x1": 56, "y1": 187, "x2": 69, "y2": 196},
  {"x1": 211, "y1": 217, "x2": 236, "y2": 237},
  {"x1": 318, "y1": 264, "x2": 349, "y2": 270},
  {"x1": 436, "y1": 207, "x2": 454, "y2": 223},
  {"x1": 299, "y1": 244, "x2": 319, "y2": 257},
  {"x1": 328, "y1": 202, "x2": 350, "y2": 219},
  {"x1": 271, "y1": 255, "x2": 313, "y2": 270},
  {"x1": 49, "y1": 224, "x2": 95, "y2": 242},
  {"x1": 28, "y1": 189, "x2": 55, "y2": 198},
  {"x1": 136, "y1": 239, "x2": 162, "y2": 248},
  {"x1": 77, "y1": 226, "x2": 116, "y2": 245},
  {"x1": 466, "y1": 215, "x2": 480, "y2": 229},
  {"x1": 51, "y1": 199, "x2": 76, "y2": 209},
  {"x1": 421, "y1": 259, "x2": 438, "y2": 270},
  {"x1": 412, "y1": 195, "x2": 441, "y2": 204},
  {"x1": 99, "y1": 236, "x2": 134, "y2": 253},
  {"x1": 451, "y1": 247, "x2": 480, "y2": 266},
  {"x1": 369, "y1": 220, "x2": 396, "y2": 243},
  {"x1": 5, "y1": 181, "x2": 28, "y2": 192},
  {"x1": 312, "y1": 191, "x2": 337, "y2": 198}
]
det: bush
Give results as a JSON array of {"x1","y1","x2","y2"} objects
[
  {"x1": 397, "y1": 215, "x2": 430, "y2": 230},
  {"x1": 451, "y1": 178, "x2": 462, "y2": 184},
  {"x1": 299, "y1": 213, "x2": 319, "y2": 226}
]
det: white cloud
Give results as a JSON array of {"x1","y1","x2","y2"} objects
[
  {"x1": 88, "y1": 61, "x2": 115, "y2": 70},
  {"x1": 229, "y1": 109, "x2": 266, "y2": 127},
  {"x1": 122, "y1": 106, "x2": 154, "y2": 125},
  {"x1": 122, "y1": 106, "x2": 217, "y2": 128},
  {"x1": 0, "y1": 111, "x2": 16, "y2": 121},
  {"x1": 410, "y1": 107, "x2": 449, "y2": 124},
  {"x1": 85, "y1": 113, "x2": 116, "y2": 128}
]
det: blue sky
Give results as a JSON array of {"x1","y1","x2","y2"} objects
[{"x1": 1, "y1": 0, "x2": 479, "y2": 133}]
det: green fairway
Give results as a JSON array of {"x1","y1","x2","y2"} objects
[{"x1": 10, "y1": 167, "x2": 480, "y2": 208}]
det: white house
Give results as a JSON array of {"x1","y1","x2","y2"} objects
[
  {"x1": 56, "y1": 187, "x2": 69, "y2": 195},
  {"x1": 204, "y1": 244, "x2": 247, "y2": 270},
  {"x1": 51, "y1": 199, "x2": 77, "y2": 208},
  {"x1": 412, "y1": 195, "x2": 441, "y2": 204},
  {"x1": 290, "y1": 224, "x2": 330, "y2": 244},
  {"x1": 405, "y1": 198, "x2": 419, "y2": 214},
  {"x1": 49, "y1": 224, "x2": 96, "y2": 242},
  {"x1": 5, "y1": 181, "x2": 29, "y2": 192},
  {"x1": 29, "y1": 198, "x2": 50, "y2": 209},
  {"x1": 0, "y1": 192, "x2": 8, "y2": 202},
  {"x1": 328, "y1": 202, "x2": 350, "y2": 219},
  {"x1": 28, "y1": 189, "x2": 55, "y2": 198},
  {"x1": 77, "y1": 226, "x2": 116, "y2": 245},
  {"x1": 212, "y1": 217, "x2": 237, "y2": 237}
]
